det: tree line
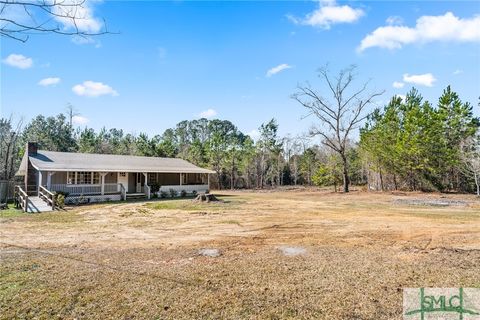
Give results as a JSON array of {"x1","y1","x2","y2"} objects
[{"x1": 1, "y1": 71, "x2": 479, "y2": 194}]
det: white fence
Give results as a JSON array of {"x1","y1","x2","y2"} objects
[{"x1": 50, "y1": 183, "x2": 121, "y2": 195}]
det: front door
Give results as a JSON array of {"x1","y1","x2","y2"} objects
[
  {"x1": 136, "y1": 173, "x2": 142, "y2": 193},
  {"x1": 118, "y1": 172, "x2": 128, "y2": 192}
]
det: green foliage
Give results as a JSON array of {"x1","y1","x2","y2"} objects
[
  {"x1": 360, "y1": 87, "x2": 479, "y2": 191},
  {"x1": 312, "y1": 155, "x2": 343, "y2": 190},
  {"x1": 53, "y1": 191, "x2": 68, "y2": 209},
  {"x1": 160, "y1": 191, "x2": 168, "y2": 198},
  {"x1": 149, "y1": 183, "x2": 160, "y2": 193},
  {"x1": 55, "y1": 191, "x2": 70, "y2": 198},
  {"x1": 180, "y1": 190, "x2": 187, "y2": 197},
  {"x1": 299, "y1": 148, "x2": 318, "y2": 185},
  {"x1": 56, "y1": 194, "x2": 65, "y2": 209},
  {"x1": 169, "y1": 188, "x2": 178, "y2": 198},
  {"x1": 22, "y1": 114, "x2": 77, "y2": 152},
  {"x1": 257, "y1": 119, "x2": 283, "y2": 187},
  {"x1": 9, "y1": 87, "x2": 479, "y2": 194}
]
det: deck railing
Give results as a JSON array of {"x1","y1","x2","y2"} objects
[
  {"x1": 50, "y1": 183, "x2": 122, "y2": 196},
  {"x1": 39, "y1": 185, "x2": 55, "y2": 210},
  {"x1": 14, "y1": 186, "x2": 29, "y2": 212}
]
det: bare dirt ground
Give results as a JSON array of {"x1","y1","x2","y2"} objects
[{"x1": 1, "y1": 189, "x2": 479, "y2": 319}]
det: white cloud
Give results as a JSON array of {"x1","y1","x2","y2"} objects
[
  {"x1": 386, "y1": 16, "x2": 403, "y2": 26},
  {"x1": 72, "y1": 81, "x2": 118, "y2": 97},
  {"x1": 453, "y1": 69, "x2": 463, "y2": 75},
  {"x1": 2, "y1": 54, "x2": 33, "y2": 69},
  {"x1": 403, "y1": 73, "x2": 436, "y2": 87},
  {"x1": 392, "y1": 81, "x2": 405, "y2": 89},
  {"x1": 266, "y1": 64, "x2": 292, "y2": 77},
  {"x1": 199, "y1": 108, "x2": 217, "y2": 118},
  {"x1": 288, "y1": 0, "x2": 364, "y2": 29},
  {"x1": 53, "y1": 0, "x2": 102, "y2": 34},
  {"x1": 38, "y1": 77, "x2": 61, "y2": 86},
  {"x1": 358, "y1": 12, "x2": 480, "y2": 51},
  {"x1": 395, "y1": 94, "x2": 406, "y2": 101},
  {"x1": 72, "y1": 115, "x2": 89, "y2": 125}
]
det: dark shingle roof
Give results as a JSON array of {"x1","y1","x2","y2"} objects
[{"x1": 17, "y1": 150, "x2": 215, "y2": 175}]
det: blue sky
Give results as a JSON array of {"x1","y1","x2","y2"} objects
[{"x1": 1, "y1": 0, "x2": 479, "y2": 139}]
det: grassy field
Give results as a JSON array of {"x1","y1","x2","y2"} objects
[{"x1": 1, "y1": 189, "x2": 479, "y2": 319}]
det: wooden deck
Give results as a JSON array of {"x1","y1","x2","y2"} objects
[{"x1": 26, "y1": 196, "x2": 54, "y2": 213}]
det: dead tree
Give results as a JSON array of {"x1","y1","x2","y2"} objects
[
  {"x1": 461, "y1": 135, "x2": 480, "y2": 196},
  {"x1": 0, "y1": 0, "x2": 111, "y2": 42},
  {"x1": 292, "y1": 65, "x2": 384, "y2": 192}
]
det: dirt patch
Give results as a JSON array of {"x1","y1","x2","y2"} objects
[
  {"x1": 394, "y1": 198, "x2": 470, "y2": 207},
  {"x1": 1, "y1": 190, "x2": 479, "y2": 319},
  {"x1": 278, "y1": 246, "x2": 307, "y2": 256},
  {"x1": 197, "y1": 248, "x2": 221, "y2": 257}
]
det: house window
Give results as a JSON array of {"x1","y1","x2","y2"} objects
[
  {"x1": 148, "y1": 173, "x2": 157, "y2": 183},
  {"x1": 77, "y1": 172, "x2": 92, "y2": 184},
  {"x1": 92, "y1": 172, "x2": 100, "y2": 184},
  {"x1": 67, "y1": 172, "x2": 75, "y2": 184},
  {"x1": 119, "y1": 172, "x2": 126, "y2": 177}
]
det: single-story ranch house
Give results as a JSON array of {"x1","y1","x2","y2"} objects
[{"x1": 16, "y1": 143, "x2": 215, "y2": 206}]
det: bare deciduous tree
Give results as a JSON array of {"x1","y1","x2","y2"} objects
[
  {"x1": 0, "y1": 0, "x2": 110, "y2": 42},
  {"x1": 0, "y1": 116, "x2": 23, "y2": 181},
  {"x1": 461, "y1": 134, "x2": 480, "y2": 196},
  {"x1": 292, "y1": 65, "x2": 384, "y2": 192},
  {"x1": 65, "y1": 103, "x2": 79, "y2": 127}
]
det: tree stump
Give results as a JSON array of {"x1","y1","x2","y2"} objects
[{"x1": 193, "y1": 193, "x2": 220, "y2": 203}]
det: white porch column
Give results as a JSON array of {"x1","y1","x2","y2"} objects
[
  {"x1": 38, "y1": 171, "x2": 43, "y2": 193},
  {"x1": 100, "y1": 172, "x2": 108, "y2": 195},
  {"x1": 47, "y1": 172, "x2": 55, "y2": 190},
  {"x1": 143, "y1": 172, "x2": 150, "y2": 199},
  {"x1": 180, "y1": 173, "x2": 183, "y2": 186},
  {"x1": 207, "y1": 173, "x2": 210, "y2": 190},
  {"x1": 143, "y1": 172, "x2": 148, "y2": 185}
]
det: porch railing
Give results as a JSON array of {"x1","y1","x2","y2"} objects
[
  {"x1": 39, "y1": 185, "x2": 55, "y2": 210},
  {"x1": 14, "y1": 185, "x2": 29, "y2": 212},
  {"x1": 50, "y1": 183, "x2": 122, "y2": 196}
]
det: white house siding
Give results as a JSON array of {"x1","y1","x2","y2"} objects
[
  {"x1": 51, "y1": 172, "x2": 67, "y2": 184},
  {"x1": 38, "y1": 171, "x2": 67, "y2": 186},
  {"x1": 105, "y1": 172, "x2": 117, "y2": 183}
]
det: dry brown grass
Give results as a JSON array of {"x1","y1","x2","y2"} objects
[{"x1": 1, "y1": 189, "x2": 479, "y2": 319}]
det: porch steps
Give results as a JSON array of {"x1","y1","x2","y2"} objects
[
  {"x1": 26, "y1": 196, "x2": 54, "y2": 213},
  {"x1": 126, "y1": 193, "x2": 147, "y2": 201}
]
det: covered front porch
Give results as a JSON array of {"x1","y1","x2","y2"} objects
[{"x1": 38, "y1": 171, "x2": 210, "y2": 203}]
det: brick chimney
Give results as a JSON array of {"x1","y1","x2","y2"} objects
[
  {"x1": 27, "y1": 142, "x2": 38, "y2": 156},
  {"x1": 24, "y1": 142, "x2": 38, "y2": 191}
]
